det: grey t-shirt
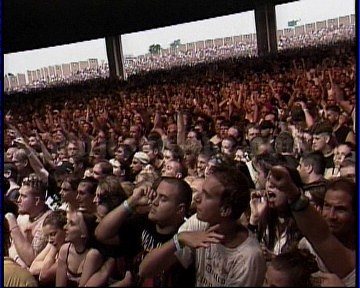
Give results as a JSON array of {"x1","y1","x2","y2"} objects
[{"x1": 175, "y1": 214, "x2": 266, "y2": 287}]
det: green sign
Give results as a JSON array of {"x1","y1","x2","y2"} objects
[{"x1": 288, "y1": 20, "x2": 298, "y2": 27}]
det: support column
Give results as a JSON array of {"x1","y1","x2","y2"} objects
[
  {"x1": 255, "y1": 3, "x2": 278, "y2": 56},
  {"x1": 105, "y1": 35, "x2": 126, "y2": 80}
]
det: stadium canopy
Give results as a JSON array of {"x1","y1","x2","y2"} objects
[{"x1": 4, "y1": 0, "x2": 296, "y2": 54}]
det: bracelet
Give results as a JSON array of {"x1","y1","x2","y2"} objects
[
  {"x1": 173, "y1": 234, "x2": 183, "y2": 252},
  {"x1": 122, "y1": 200, "x2": 133, "y2": 214}
]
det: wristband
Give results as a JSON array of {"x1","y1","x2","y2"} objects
[
  {"x1": 10, "y1": 225, "x2": 19, "y2": 233},
  {"x1": 173, "y1": 234, "x2": 183, "y2": 252},
  {"x1": 290, "y1": 194, "x2": 310, "y2": 212},
  {"x1": 123, "y1": 200, "x2": 134, "y2": 214},
  {"x1": 248, "y1": 223, "x2": 258, "y2": 233}
]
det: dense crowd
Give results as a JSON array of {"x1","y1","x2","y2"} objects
[
  {"x1": 126, "y1": 23, "x2": 355, "y2": 76},
  {"x1": 4, "y1": 38, "x2": 356, "y2": 287},
  {"x1": 5, "y1": 22, "x2": 355, "y2": 94}
]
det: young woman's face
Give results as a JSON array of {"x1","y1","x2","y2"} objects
[
  {"x1": 60, "y1": 181, "x2": 76, "y2": 204},
  {"x1": 265, "y1": 179, "x2": 289, "y2": 211},
  {"x1": 43, "y1": 224, "x2": 66, "y2": 251},
  {"x1": 64, "y1": 212, "x2": 87, "y2": 243}
]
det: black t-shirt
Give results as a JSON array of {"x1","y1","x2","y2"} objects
[
  {"x1": 334, "y1": 125, "x2": 351, "y2": 144},
  {"x1": 324, "y1": 152, "x2": 335, "y2": 169},
  {"x1": 118, "y1": 215, "x2": 195, "y2": 287},
  {"x1": 303, "y1": 178, "x2": 328, "y2": 204},
  {"x1": 283, "y1": 155, "x2": 299, "y2": 170}
]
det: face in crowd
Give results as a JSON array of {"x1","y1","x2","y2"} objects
[
  {"x1": 312, "y1": 133, "x2": 329, "y2": 152},
  {"x1": 196, "y1": 154, "x2": 209, "y2": 178},
  {"x1": 76, "y1": 182, "x2": 96, "y2": 213},
  {"x1": 130, "y1": 158, "x2": 143, "y2": 176},
  {"x1": 246, "y1": 127, "x2": 260, "y2": 143},
  {"x1": 161, "y1": 160, "x2": 182, "y2": 178},
  {"x1": 147, "y1": 180, "x2": 187, "y2": 226},
  {"x1": 322, "y1": 187, "x2": 354, "y2": 239},
  {"x1": 64, "y1": 212, "x2": 88, "y2": 243},
  {"x1": 17, "y1": 185, "x2": 39, "y2": 215},
  {"x1": 193, "y1": 174, "x2": 225, "y2": 225}
]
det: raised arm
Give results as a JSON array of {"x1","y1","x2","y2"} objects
[
  {"x1": 36, "y1": 131, "x2": 56, "y2": 170},
  {"x1": 299, "y1": 101, "x2": 315, "y2": 128},
  {"x1": 95, "y1": 186, "x2": 154, "y2": 243},
  {"x1": 332, "y1": 84, "x2": 354, "y2": 115},
  {"x1": 15, "y1": 138, "x2": 49, "y2": 184},
  {"x1": 269, "y1": 166, "x2": 355, "y2": 278},
  {"x1": 176, "y1": 109, "x2": 185, "y2": 146},
  {"x1": 6, "y1": 213, "x2": 36, "y2": 268},
  {"x1": 153, "y1": 110, "x2": 163, "y2": 129}
]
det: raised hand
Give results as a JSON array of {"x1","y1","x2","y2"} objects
[
  {"x1": 143, "y1": 186, "x2": 157, "y2": 204},
  {"x1": 129, "y1": 186, "x2": 155, "y2": 209},
  {"x1": 178, "y1": 224, "x2": 224, "y2": 249},
  {"x1": 249, "y1": 190, "x2": 268, "y2": 225}
]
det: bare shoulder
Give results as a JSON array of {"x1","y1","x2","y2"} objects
[{"x1": 58, "y1": 242, "x2": 71, "y2": 260}]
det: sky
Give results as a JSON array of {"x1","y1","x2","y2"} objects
[{"x1": 4, "y1": 0, "x2": 355, "y2": 77}]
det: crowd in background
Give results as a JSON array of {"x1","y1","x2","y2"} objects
[
  {"x1": 4, "y1": 35, "x2": 356, "y2": 287},
  {"x1": 5, "y1": 21, "x2": 355, "y2": 94}
]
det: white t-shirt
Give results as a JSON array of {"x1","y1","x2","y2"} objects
[
  {"x1": 298, "y1": 237, "x2": 356, "y2": 287},
  {"x1": 9, "y1": 211, "x2": 51, "y2": 269},
  {"x1": 175, "y1": 214, "x2": 266, "y2": 287}
]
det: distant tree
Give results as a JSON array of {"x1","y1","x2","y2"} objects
[
  {"x1": 149, "y1": 44, "x2": 162, "y2": 55},
  {"x1": 169, "y1": 39, "x2": 181, "y2": 49}
]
